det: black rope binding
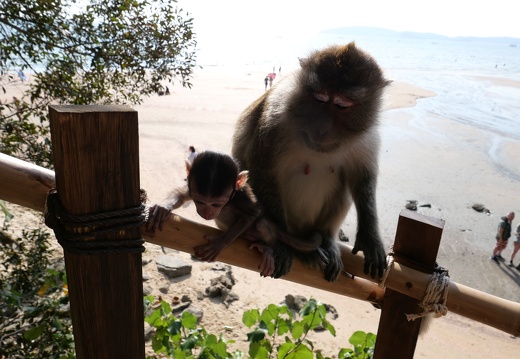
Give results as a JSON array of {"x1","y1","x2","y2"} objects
[{"x1": 45, "y1": 189, "x2": 146, "y2": 255}]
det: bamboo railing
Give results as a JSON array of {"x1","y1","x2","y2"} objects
[{"x1": 1, "y1": 151, "x2": 519, "y2": 338}]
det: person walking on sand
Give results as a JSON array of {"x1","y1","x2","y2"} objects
[
  {"x1": 18, "y1": 69, "x2": 27, "y2": 82},
  {"x1": 508, "y1": 222, "x2": 520, "y2": 267},
  {"x1": 185, "y1": 146, "x2": 198, "y2": 178},
  {"x1": 491, "y1": 211, "x2": 514, "y2": 262},
  {"x1": 264, "y1": 76, "x2": 268, "y2": 91},
  {"x1": 186, "y1": 146, "x2": 198, "y2": 165}
]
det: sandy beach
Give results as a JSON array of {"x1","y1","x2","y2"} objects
[{"x1": 2, "y1": 63, "x2": 519, "y2": 357}]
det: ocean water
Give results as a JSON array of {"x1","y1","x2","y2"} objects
[
  {"x1": 200, "y1": 31, "x2": 520, "y2": 143},
  {"x1": 343, "y1": 34, "x2": 520, "y2": 142}
]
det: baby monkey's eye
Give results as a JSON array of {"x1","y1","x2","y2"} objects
[
  {"x1": 333, "y1": 96, "x2": 355, "y2": 109},
  {"x1": 313, "y1": 91, "x2": 329, "y2": 103}
]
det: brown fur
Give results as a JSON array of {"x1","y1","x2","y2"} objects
[{"x1": 232, "y1": 42, "x2": 389, "y2": 280}]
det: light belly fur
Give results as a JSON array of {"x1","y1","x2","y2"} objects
[{"x1": 276, "y1": 148, "x2": 349, "y2": 232}]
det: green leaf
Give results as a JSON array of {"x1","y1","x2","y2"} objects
[
  {"x1": 144, "y1": 295, "x2": 155, "y2": 307},
  {"x1": 0, "y1": 201, "x2": 14, "y2": 222},
  {"x1": 160, "y1": 300, "x2": 172, "y2": 316},
  {"x1": 247, "y1": 328, "x2": 268, "y2": 343},
  {"x1": 248, "y1": 342, "x2": 270, "y2": 359},
  {"x1": 290, "y1": 321, "x2": 304, "y2": 340},
  {"x1": 151, "y1": 336, "x2": 164, "y2": 352},
  {"x1": 349, "y1": 331, "x2": 368, "y2": 347},
  {"x1": 242, "y1": 309, "x2": 260, "y2": 327},
  {"x1": 180, "y1": 336, "x2": 197, "y2": 351},
  {"x1": 24, "y1": 325, "x2": 45, "y2": 340},
  {"x1": 212, "y1": 340, "x2": 229, "y2": 357},
  {"x1": 167, "y1": 319, "x2": 182, "y2": 335},
  {"x1": 277, "y1": 318, "x2": 291, "y2": 336},
  {"x1": 180, "y1": 311, "x2": 198, "y2": 329},
  {"x1": 145, "y1": 309, "x2": 162, "y2": 326},
  {"x1": 260, "y1": 304, "x2": 279, "y2": 324},
  {"x1": 321, "y1": 318, "x2": 337, "y2": 336},
  {"x1": 299, "y1": 299, "x2": 317, "y2": 317},
  {"x1": 338, "y1": 348, "x2": 355, "y2": 358},
  {"x1": 278, "y1": 341, "x2": 314, "y2": 359}
]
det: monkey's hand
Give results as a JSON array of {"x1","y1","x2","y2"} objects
[
  {"x1": 194, "y1": 234, "x2": 226, "y2": 262},
  {"x1": 271, "y1": 242, "x2": 294, "y2": 278},
  {"x1": 318, "y1": 236, "x2": 343, "y2": 281},
  {"x1": 144, "y1": 204, "x2": 172, "y2": 236},
  {"x1": 352, "y1": 231, "x2": 386, "y2": 279},
  {"x1": 249, "y1": 242, "x2": 275, "y2": 277}
]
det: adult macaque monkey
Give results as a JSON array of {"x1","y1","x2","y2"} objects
[
  {"x1": 232, "y1": 42, "x2": 389, "y2": 281},
  {"x1": 145, "y1": 151, "x2": 321, "y2": 277}
]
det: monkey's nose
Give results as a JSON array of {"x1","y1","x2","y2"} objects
[{"x1": 202, "y1": 212, "x2": 214, "y2": 220}]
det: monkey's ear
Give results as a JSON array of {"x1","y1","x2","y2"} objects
[
  {"x1": 185, "y1": 159, "x2": 192, "y2": 174},
  {"x1": 236, "y1": 171, "x2": 249, "y2": 190}
]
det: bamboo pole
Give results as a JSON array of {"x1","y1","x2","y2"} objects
[
  {"x1": 146, "y1": 213, "x2": 385, "y2": 305},
  {"x1": 48, "y1": 105, "x2": 144, "y2": 358},
  {"x1": 0, "y1": 152, "x2": 519, "y2": 337},
  {"x1": 0, "y1": 153, "x2": 55, "y2": 212}
]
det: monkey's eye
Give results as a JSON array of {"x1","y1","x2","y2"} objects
[
  {"x1": 333, "y1": 96, "x2": 355, "y2": 109},
  {"x1": 313, "y1": 92, "x2": 329, "y2": 103}
]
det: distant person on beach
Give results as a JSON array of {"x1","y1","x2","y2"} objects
[
  {"x1": 17, "y1": 69, "x2": 27, "y2": 82},
  {"x1": 264, "y1": 76, "x2": 268, "y2": 91},
  {"x1": 165, "y1": 86, "x2": 170, "y2": 95},
  {"x1": 267, "y1": 72, "x2": 276, "y2": 88},
  {"x1": 185, "y1": 146, "x2": 198, "y2": 177},
  {"x1": 491, "y1": 211, "x2": 514, "y2": 262},
  {"x1": 509, "y1": 223, "x2": 520, "y2": 267},
  {"x1": 186, "y1": 146, "x2": 198, "y2": 165}
]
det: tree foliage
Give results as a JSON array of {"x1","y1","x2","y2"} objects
[
  {"x1": 0, "y1": 0, "x2": 197, "y2": 168},
  {"x1": 0, "y1": 210, "x2": 73, "y2": 358}
]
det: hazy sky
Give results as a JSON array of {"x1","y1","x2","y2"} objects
[{"x1": 177, "y1": 0, "x2": 520, "y2": 40}]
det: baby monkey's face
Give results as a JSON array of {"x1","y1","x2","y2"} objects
[{"x1": 191, "y1": 186, "x2": 234, "y2": 220}]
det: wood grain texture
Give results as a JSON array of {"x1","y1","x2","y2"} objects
[
  {"x1": 49, "y1": 105, "x2": 144, "y2": 359},
  {"x1": 374, "y1": 210, "x2": 444, "y2": 359}
]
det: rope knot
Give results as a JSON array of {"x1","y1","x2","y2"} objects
[{"x1": 45, "y1": 189, "x2": 146, "y2": 255}]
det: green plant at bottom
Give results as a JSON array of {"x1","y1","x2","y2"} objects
[
  {"x1": 144, "y1": 295, "x2": 237, "y2": 359},
  {"x1": 338, "y1": 331, "x2": 376, "y2": 359},
  {"x1": 242, "y1": 299, "x2": 335, "y2": 359},
  {"x1": 144, "y1": 296, "x2": 376, "y2": 359}
]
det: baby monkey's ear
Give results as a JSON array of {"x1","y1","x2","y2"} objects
[{"x1": 235, "y1": 171, "x2": 249, "y2": 190}]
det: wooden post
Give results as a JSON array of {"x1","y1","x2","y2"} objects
[
  {"x1": 374, "y1": 210, "x2": 444, "y2": 359},
  {"x1": 49, "y1": 105, "x2": 144, "y2": 359}
]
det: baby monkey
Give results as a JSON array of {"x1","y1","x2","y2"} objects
[{"x1": 145, "y1": 151, "x2": 321, "y2": 277}]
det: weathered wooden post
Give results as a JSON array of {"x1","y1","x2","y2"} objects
[
  {"x1": 374, "y1": 210, "x2": 444, "y2": 359},
  {"x1": 48, "y1": 105, "x2": 144, "y2": 358}
]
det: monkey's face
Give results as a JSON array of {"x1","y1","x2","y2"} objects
[
  {"x1": 191, "y1": 187, "x2": 234, "y2": 220},
  {"x1": 292, "y1": 42, "x2": 389, "y2": 152}
]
